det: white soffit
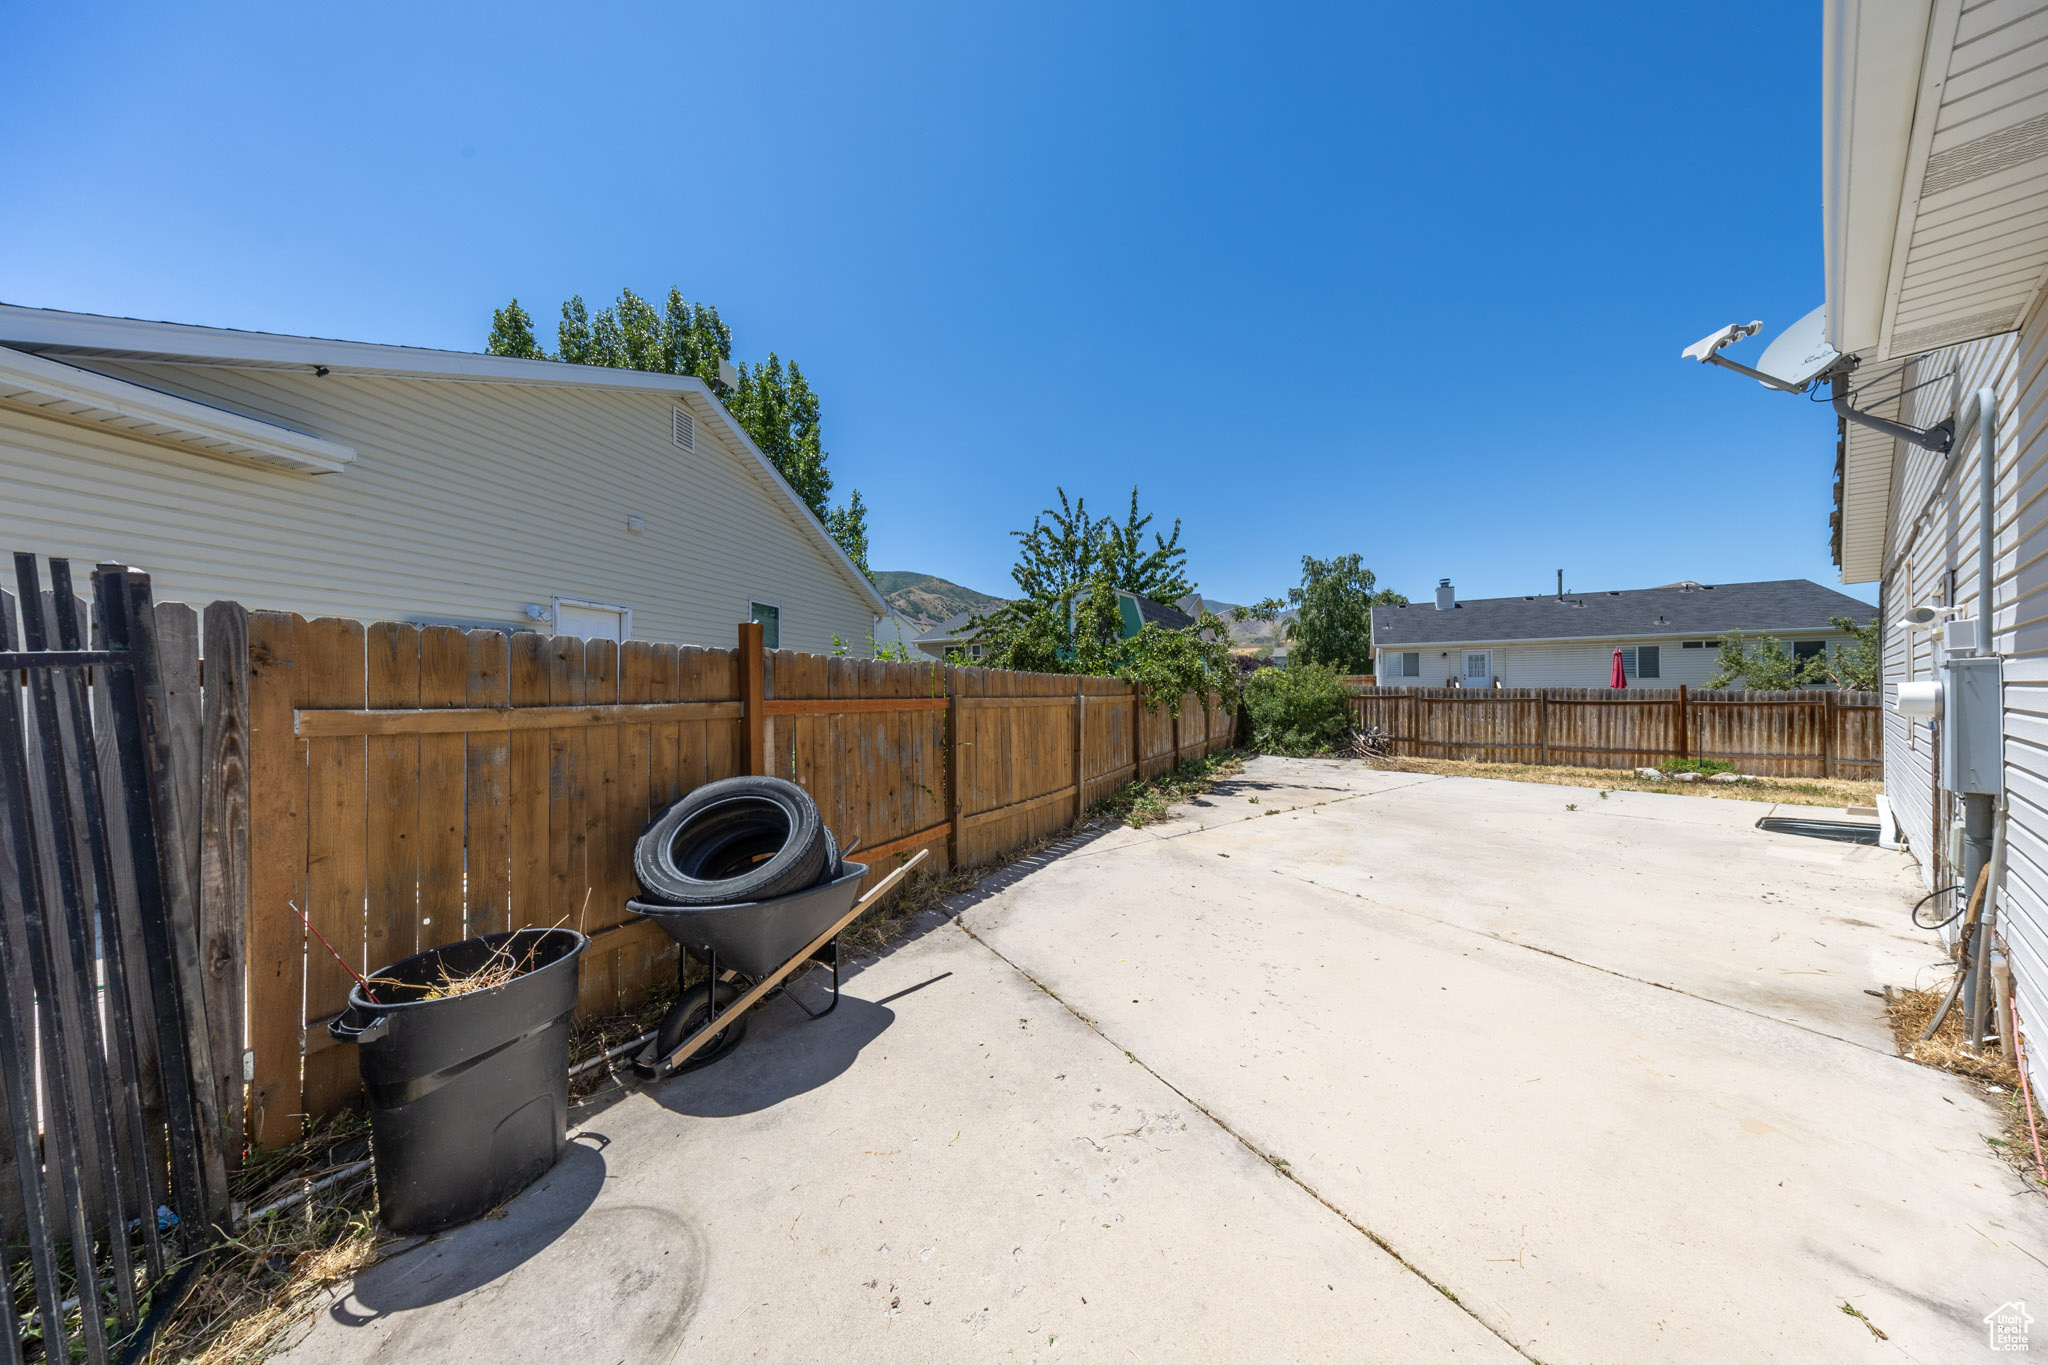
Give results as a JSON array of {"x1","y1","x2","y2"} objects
[
  {"x1": 1827, "y1": 0, "x2": 2048, "y2": 362},
  {"x1": 1838, "y1": 361, "x2": 1910, "y2": 584},
  {"x1": 0, "y1": 344, "x2": 355, "y2": 475},
  {"x1": 1825, "y1": 0, "x2": 1934, "y2": 356}
]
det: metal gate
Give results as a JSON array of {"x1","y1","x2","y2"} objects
[{"x1": 0, "y1": 556, "x2": 227, "y2": 1363}]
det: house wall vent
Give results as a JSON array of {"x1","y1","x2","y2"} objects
[{"x1": 671, "y1": 406, "x2": 696, "y2": 452}]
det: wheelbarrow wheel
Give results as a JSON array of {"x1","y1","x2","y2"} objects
[{"x1": 656, "y1": 978, "x2": 750, "y2": 1074}]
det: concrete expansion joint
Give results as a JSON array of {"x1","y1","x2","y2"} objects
[
  {"x1": 945, "y1": 913, "x2": 1546, "y2": 1364},
  {"x1": 1264, "y1": 867, "x2": 1903, "y2": 1062}
]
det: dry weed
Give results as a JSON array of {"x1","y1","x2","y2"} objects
[
  {"x1": 141, "y1": 1115, "x2": 382, "y2": 1364},
  {"x1": 1370, "y1": 754, "x2": 1882, "y2": 808},
  {"x1": 1883, "y1": 985, "x2": 2047, "y2": 1193}
]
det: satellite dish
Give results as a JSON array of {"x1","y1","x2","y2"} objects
[{"x1": 1753, "y1": 304, "x2": 1837, "y2": 388}]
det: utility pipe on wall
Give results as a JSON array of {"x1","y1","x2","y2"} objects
[
  {"x1": 1963, "y1": 386, "x2": 2000, "y2": 1038},
  {"x1": 1980, "y1": 386, "x2": 1997, "y2": 639}
]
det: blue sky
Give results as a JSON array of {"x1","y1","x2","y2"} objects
[{"x1": 1, "y1": 1, "x2": 1865, "y2": 607}]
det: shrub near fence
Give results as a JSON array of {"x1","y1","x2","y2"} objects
[
  {"x1": 1346, "y1": 685, "x2": 1880, "y2": 779},
  {"x1": 240, "y1": 617, "x2": 1234, "y2": 1143}
]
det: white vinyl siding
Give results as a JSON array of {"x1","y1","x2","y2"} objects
[
  {"x1": 1376, "y1": 634, "x2": 1848, "y2": 689},
  {"x1": 1879, "y1": 288, "x2": 2048, "y2": 1105},
  {"x1": 0, "y1": 362, "x2": 877, "y2": 653}
]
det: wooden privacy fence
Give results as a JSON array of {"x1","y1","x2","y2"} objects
[
  {"x1": 240, "y1": 616, "x2": 1235, "y2": 1144},
  {"x1": 1347, "y1": 685, "x2": 1881, "y2": 778}
]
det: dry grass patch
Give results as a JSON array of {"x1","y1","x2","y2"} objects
[
  {"x1": 142, "y1": 1115, "x2": 381, "y2": 1364},
  {"x1": 1883, "y1": 985, "x2": 2048, "y2": 1194},
  {"x1": 1371, "y1": 755, "x2": 1882, "y2": 808}
]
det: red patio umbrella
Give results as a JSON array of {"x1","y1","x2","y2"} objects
[{"x1": 1610, "y1": 648, "x2": 1627, "y2": 689}]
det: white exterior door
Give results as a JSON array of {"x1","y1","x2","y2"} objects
[
  {"x1": 554, "y1": 597, "x2": 630, "y2": 642},
  {"x1": 1463, "y1": 651, "x2": 1493, "y2": 686}
]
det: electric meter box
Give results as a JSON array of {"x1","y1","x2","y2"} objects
[{"x1": 1940, "y1": 654, "x2": 2004, "y2": 796}]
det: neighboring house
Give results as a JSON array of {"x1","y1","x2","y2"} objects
[
  {"x1": 916, "y1": 605, "x2": 1000, "y2": 661},
  {"x1": 1117, "y1": 590, "x2": 1194, "y2": 635},
  {"x1": 1369, "y1": 577, "x2": 1874, "y2": 689},
  {"x1": 1715, "y1": 4, "x2": 2048, "y2": 1103},
  {"x1": 871, "y1": 609, "x2": 927, "y2": 658},
  {"x1": 0, "y1": 305, "x2": 888, "y2": 649}
]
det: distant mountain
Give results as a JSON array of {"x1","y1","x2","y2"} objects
[
  {"x1": 1203, "y1": 598, "x2": 1297, "y2": 650},
  {"x1": 874, "y1": 571, "x2": 1006, "y2": 630}
]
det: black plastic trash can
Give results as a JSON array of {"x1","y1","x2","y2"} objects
[{"x1": 329, "y1": 927, "x2": 586, "y2": 1234}]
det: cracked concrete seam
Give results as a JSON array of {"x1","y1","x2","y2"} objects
[{"x1": 943, "y1": 912, "x2": 1548, "y2": 1365}]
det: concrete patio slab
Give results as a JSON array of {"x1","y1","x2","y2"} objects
[
  {"x1": 277, "y1": 864, "x2": 1520, "y2": 1364},
  {"x1": 965, "y1": 761, "x2": 2048, "y2": 1361},
  {"x1": 276, "y1": 759, "x2": 2046, "y2": 1364}
]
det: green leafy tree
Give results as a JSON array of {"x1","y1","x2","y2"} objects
[
  {"x1": 980, "y1": 486, "x2": 1189, "y2": 653},
  {"x1": 1112, "y1": 614, "x2": 1241, "y2": 712},
  {"x1": 1242, "y1": 662, "x2": 1354, "y2": 755},
  {"x1": 555, "y1": 294, "x2": 595, "y2": 365},
  {"x1": 731, "y1": 354, "x2": 833, "y2": 517},
  {"x1": 965, "y1": 489, "x2": 1235, "y2": 711},
  {"x1": 1097, "y1": 488, "x2": 1192, "y2": 603},
  {"x1": 662, "y1": 289, "x2": 732, "y2": 398},
  {"x1": 1826, "y1": 614, "x2": 1880, "y2": 691},
  {"x1": 824, "y1": 490, "x2": 870, "y2": 577},
  {"x1": 487, "y1": 299, "x2": 545, "y2": 359},
  {"x1": 1235, "y1": 555, "x2": 1406, "y2": 672},
  {"x1": 493, "y1": 288, "x2": 864, "y2": 569},
  {"x1": 1708, "y1": 633, "x2": 1829, "y2": 690},
  {"x1": 1001, "y1": 488, "x2": 1107, "y2": 609}
]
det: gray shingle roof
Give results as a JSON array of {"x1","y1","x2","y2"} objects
[
  {"x1": 1370, "y1": 579, "x2": 1876, "y2": 647},
  {"x1": 1135, "y1": 597, "x2": 1193, "y2": 630}
]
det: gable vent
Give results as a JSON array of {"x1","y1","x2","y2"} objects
[{"x1": 671, "y1": 406, "x2": 696, "y2": 452}]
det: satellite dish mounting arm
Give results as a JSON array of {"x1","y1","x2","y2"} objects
[
  {"x1": 1681, "y1": 321, "x2": 1812, "y2": 393},
  {"x1": 1830, "y1": 372, "x2": 1954, "y2": 454},
  {"x1": 1683, "y1": 317, "x2": 1955, "y2": 452}
]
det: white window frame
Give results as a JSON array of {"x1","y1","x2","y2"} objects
[
  {"x1": 1402, "y1": 651, "x2": 1421, "y2": 678},
  {"x1": 749, "y1": 600, "x2": 782, "y2": 650},
  {"x1": 1463, "y1": 650, "x2": 1491, "y2": 682},
  {"x1": 551, "y1": 596, "x2": 632, "y2": 642},
  {"x1": 1636, "y1": 644, "x2": 1660, "y2": 679}
]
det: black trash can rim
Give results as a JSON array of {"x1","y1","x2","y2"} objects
[{"x1": 341, "y1": 926, "x2": 587, "y2": 1019}]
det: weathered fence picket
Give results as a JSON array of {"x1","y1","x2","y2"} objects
[
  {"x1": 240, "y1": 617, "x2": 1234, "y2": 1144},
  {"x1": 1346, "y1": 685, "x2": 1880, "y2": 778}
]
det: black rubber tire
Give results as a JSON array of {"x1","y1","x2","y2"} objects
[
  {"x1": 634, "y1": 776, "x2": 827, "y2": 906},
  {"x1": 655, "y1": 979, "x2": 749, "y2": 1073}
]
